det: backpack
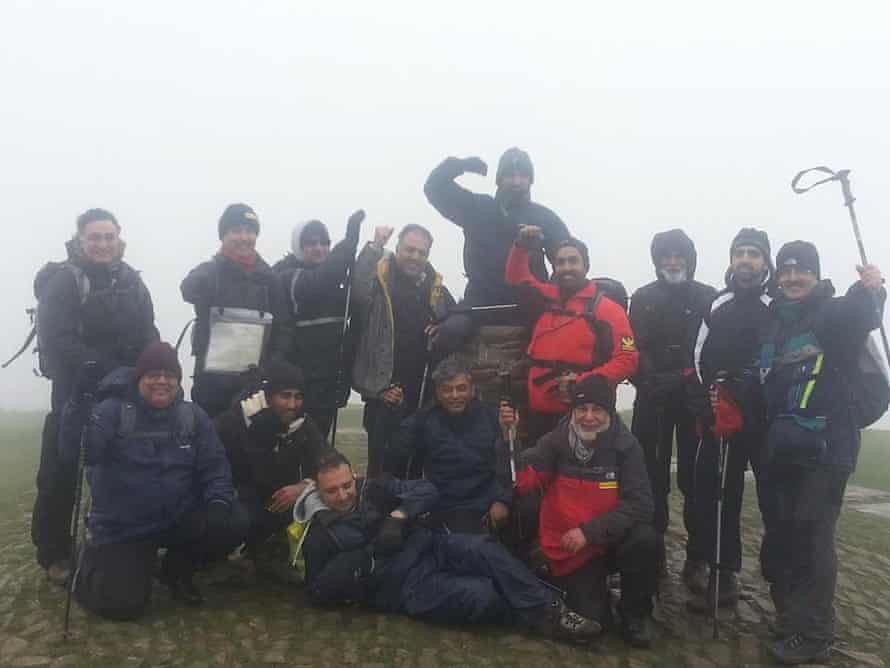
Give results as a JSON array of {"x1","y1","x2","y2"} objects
[
  {"x1": 582, "y1": 277, "x2": 629, "y2": 367},
  {"x1": 847, "y1": 333, "x2": 890, "y2": 429},
  {"x1": 3, "y1": 261, "x2": 90, "y2": 375}
]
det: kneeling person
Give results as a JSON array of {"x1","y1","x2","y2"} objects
[
  {"x1": 514, "y1": 375, "x2": 657, "y2": 648},
  {"x1": 64, "y1": 342, "x2": 248, "y2": 621},
  {"x1": 300, "y1": 451, "x2": 600, "y2": 643},
  {"x1": 394, "y1": 357, "x2": 513, "y2": 534},
  {"x1": 215, "y1": 361, "x2": 330, "y2": 562}
]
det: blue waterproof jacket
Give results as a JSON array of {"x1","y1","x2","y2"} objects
[
  {"x1": 60, "y1": 367, "x2": 234, "y2": 545},
  {"x1": 396, "y1": 400, "x2": 513, "y2": 515}
]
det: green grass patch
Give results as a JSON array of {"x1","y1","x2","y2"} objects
[{"x1": 850, "y1": 428, "x2": 890, "y2": 492}]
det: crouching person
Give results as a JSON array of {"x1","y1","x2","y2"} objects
[
  {"x1": 515, "y1": 375, "x2": 658, "y2": 648},
  {"x1": 215, "y1": 360, "x2": 330, "y2": 567},
  {"x1": 392, "y1": 357, "x2": 513, "y2": 535},
  {"x1": 300, "y1": 451, "x2": 601, "y2": 643},
  {"x1": 63, "y1": 342, "x2": 248, "y2": 620}
]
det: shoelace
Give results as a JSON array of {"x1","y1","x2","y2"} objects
[
  {"x1": 786, "y1": 634, "x2": 804, "y2": 650},
  {"x1": 561, "y1": 611, "x2": 588, "y2": 630}
]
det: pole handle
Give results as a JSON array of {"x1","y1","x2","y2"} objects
[{"x1": 791, "y1": 166, "x2": 838, "y2": 194}]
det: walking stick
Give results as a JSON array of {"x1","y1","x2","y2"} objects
[
  {"x1": 329, "y1": 275, "x2": 352, "y2": 450},
  {"x1": 64, "y1": 361, "x2": 98, "y2": 640},
  {"x1": 710, "y1": 373, "x2": 731, "y2": 639},
  {"x1": 791, "y1": 166, "x2": 890, "y2": 367}
]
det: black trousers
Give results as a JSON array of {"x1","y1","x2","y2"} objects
[
  {"x1": 243, "y1": 497, "x2": 292, "y2": 551},
  {"x1": 550, "y1": 524, "x2": 658, "y2": 625},
  {"x1": 31, "y1": 410, "x2": 75, "y2": 568},
  {"x1": 759, "y1": 464, "x2": 847, "y2": 642},
  {"x1": 75, "y1": 503, "x2": 249, "y2": 621},
  {"x1": 631, "y1": 395, "x2": 698, "y2": 550},
  {"x1": 363, "y1": 399, "x2": 413, "y2": 478},
  {"x1": 686, "y1": 429, "x2": 764, "y2": 572}
]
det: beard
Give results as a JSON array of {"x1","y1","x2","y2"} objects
[
  {"x1": 571, "y1": 415, "x2": 611, "y2": 442},
  {"x1": 660, "y1": 267, "x2": 688, "y2": 285}
]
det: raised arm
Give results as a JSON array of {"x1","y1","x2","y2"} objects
[{"x1": 424, "y1": 156, "x2": 490, "y2": 227}]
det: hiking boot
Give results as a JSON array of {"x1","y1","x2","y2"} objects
[
  {"x1": 534, "y1": 598, "x2": 602, "y2": 644},
  {"x1": 622, "y1": 613, "x2": 655, "y2": 649},
  {"x1": 766, "y1": 633, "x2": 831, "y2": 665},
  {"x1": 46, "y1": 559, "x2": 71, "y2": 587},
  {"x1": 685, "y1": 571, "x2": 740, "y2": 613},
  {"x1": 682, "y1": 559, "x2": 709, "y2": 596}
]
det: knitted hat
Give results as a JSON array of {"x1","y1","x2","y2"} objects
[
  {"x1": 554, "y1": 238, "x2": 590, "y2": 271},
  {"x1": 496, "y1": 147, "x2": 534, "y2": 185},
  {"x1": 651, "y1": 228, "x2": 697, "y2": 277},
  {"x1": 134, "y1": 342, "x2": 182, "y2": 381},
  {"x1": 218, "y1": 203, "x2": 260, "y2": 240},
  {"x1": 571, "y1": 375, "x2": 616, "y2": 414},
  {"x1": 261, "y1": 360, "x2": 305, "y2": 395},
  {"x1": 776, "y1": 240, "x2": 820, "y2": 280},
  {"x1": 730, "y1": 227, "x2": 771, "y2": 260}
]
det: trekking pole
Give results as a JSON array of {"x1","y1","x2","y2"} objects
[
  {"x1": 329, "y1": 274, "x2": 352, "y2": 450},
  {"x1": 64, "y1": 361, "x2": 98, "y2": 641},
  {"x1": 791, "y1": 166, "x2": 890, "y2": 368},
  {"x1": 710, "y1": 373, "x2": 730, "y2": 639},
  {"x1": 498, "y1": 368, "x2": 517, "y2": 483}
]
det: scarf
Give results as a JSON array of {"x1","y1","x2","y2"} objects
[{"x1": 221, "y1": 246, "x2": 258, "y2": 272}]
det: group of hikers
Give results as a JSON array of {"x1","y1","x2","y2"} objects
[{"x1": 19, "y1": 147, "x2": 887, "y2": 665}]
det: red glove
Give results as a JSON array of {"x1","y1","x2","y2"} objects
[{"x1": 712, "y1": 384, "x2": 743, "y2": 438}]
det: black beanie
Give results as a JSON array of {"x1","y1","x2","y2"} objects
[
  {"x1": 134, "y1": 342, "x2": 182, "y2": 381},
  {"x1": 299, "y1": 220, "x2": 330, "y2": 247},
  {"x1": 218, "y1": 203, "x2": 260, "y2": 240},
  {"x1": 261, "y1": 360, "x2": 305, "y2": 395},
  {"x1": 554, "y1": 238, "x2": 590, "y2": 271},
  {"x1": 571, "y1": 375, "x2": 616, "y2": 414},
  {"x1": 776, "y1": 240, "x2": 821, "y2": 280},
  {"x1": 650, "y1": 228, "x2": 697, "y2": 278},
  {"x1": 730, "y1": 227, "x2": 771, "y2": 261},
  {"x1": 496, "y1": 147, "x2": 534, "y2": 185}
]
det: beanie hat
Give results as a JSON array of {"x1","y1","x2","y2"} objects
[
  {"x1": 651, "y1": 228, "x2": 697, "y2": 278},
  {"x1": 730, "y1": 227, "x2": 771, "y2": 261},
  {"x1": 76, "y1": 208, "x2": 120, "y2": 233},
  {"x1": 218, "y1": 203, "x2": 260, "y2": 240},
  {"x1": 571, "y1": 375, "x2": 616, "y2": 414},
  {"x1": 261, "y1": 360, "x2": 305, "y2": 395},
  {"x1": 554, "y1": 237, "x2": 590, "y2": 271},
  {"x1": 776, "y1": 240, "x2": 821, "y2": 280},
  {"x1": 496, "y1": 147, "x2": 534, "y2": 185},
  {"x1": 134, "y1": 342, "x2": 182, "y2": 381},
  {"x1": 289, "y1": 220, "x2": 330, "y2": 259}
]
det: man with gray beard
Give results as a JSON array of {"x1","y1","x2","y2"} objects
[{"x1": 514, "y1": 375, "x2": 658, "y2": 648}]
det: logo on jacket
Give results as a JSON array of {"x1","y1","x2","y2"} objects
[{"x1": 620, "y1": 336, "x2": 637, "y2": 352}]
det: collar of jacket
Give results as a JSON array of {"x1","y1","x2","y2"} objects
[{"x1": 375, "y1": 253, "x2": 445, "y2": 329}]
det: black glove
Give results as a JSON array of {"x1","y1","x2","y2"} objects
[
  {"x1": 685, "y1": 380, "x2": 714, "y2": 427},
  {"x1": 206, "y1": 499, "x2": 231, "y2": 535},
  {"x1": 648, "y1": 371, "x2": 685, "y2": 403},
  {"x1": 374, "y1": 516, "x2": 406, "y2": 556},
  {"x1": 346, "y1": 209, "x2": 365, "y2": 248},
  {"x1": 461, "y1": 156, "x2": 488, "y2": 177}
]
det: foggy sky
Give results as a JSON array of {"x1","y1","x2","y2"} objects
[{"x1": 2, "y1": 1, "x2": 889, "y2": 418}]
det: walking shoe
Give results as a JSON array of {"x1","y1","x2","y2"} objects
[
  {"x1": 163, "y1": 576, "x2": 204, "y2": 606},
  {"x1": 622, "y1": 613, "x2": 655, "y2": 649},
  {"x1": 534, "y1": 598, "x2": 602, "y2": 643},
  {"x1": 766, "y1": 633, "x2": 831, "y2": 665},
  {"x1": 46, "y1": 559, "x2": 71, "y2": 587},
  {"x1": 685, "y1": 571, "x2": 740, "y2": 612},
  {"x1": 682, "y1": 559, "x2": 709, "y2": 596}
]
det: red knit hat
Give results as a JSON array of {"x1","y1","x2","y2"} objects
[{"x1": 134, "y1": 342, "x2": 182, "y2": 381}]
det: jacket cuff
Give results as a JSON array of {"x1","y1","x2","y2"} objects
[{"x1": 581, "y1": 519, "x2": 605, "y2": 546}]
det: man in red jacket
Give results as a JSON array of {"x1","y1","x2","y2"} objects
[
  {"x1": 505, "y1": 226, "x2": 639, "y2": 441},
  {"x1": 514, "y1": 375, "x2": 657, "y2": 647}
]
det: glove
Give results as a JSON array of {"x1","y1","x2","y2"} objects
[
  {"x1": 241, "y1": 390, "x2": 282, "y2": 434},
  {"x1": 461, "y1": 156, "x2": 488, "y2": 177},
  {"x1": 206, "y1": 499, "x2": 231, "y2": 535},
  {"x1": 374, "y1": 516, "x2": 406, "y2": 556},
  {"x1": 648, "y1": 371, "x2": 685, "y2": 403},
  {"x1": 240, "y1": 390, "x2": 268, "y2": 419},
  {"x1": 713, "y1": 384, "x2": 744, "y2": 438},
  {"x1": 346, "y1": 209, "x2": 365, "y2": 247},
  {"x1": 686, "y1": 379, "x2": 714, "y2": 427}
]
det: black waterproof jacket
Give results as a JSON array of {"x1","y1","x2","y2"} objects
[
  {"x1": 760, "y1": 280, "x2": 883, "y2": 471},
  {"x1": 630, "y1": 278, "x2": 716, "y2": 402},
  {"x1": 424, "y1": 157, "x2": 569, "y2": 307},
  {"x1": 37, "y1": 240, "x2": 159, "y2": 409},
  {"x1": 214, "y1": 403, "x2": 330, "y2": 507},
  {"x1": 181, "y1": 254, "x2": 292, "y2": 416}
]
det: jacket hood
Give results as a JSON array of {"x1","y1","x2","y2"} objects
[
  {"x1": 292, "y1": 483, "x2": 328, "y2": 522},
  {"x1": 289, "y1": 220, "x2": 330, "y2": 260},
  {"x1": 650, "y1": 229, "x2": 697, "y2": 281}
]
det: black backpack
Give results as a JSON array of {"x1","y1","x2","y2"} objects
[
  {"x1": 3, "y1": 261, "x2": 89, "y2": 376},
  {"x1": 581, "y1": 277, "x2": 630, "y2": 367},
  {"x1": 847, "y1": 334, "x2": 890, "y2": 429}
]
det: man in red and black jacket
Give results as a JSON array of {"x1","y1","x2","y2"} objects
[
  {"x1": 505, "y1": 226, "x2": 639, "y2": 441},
  {"x1": 514, "y1": 375, "x2": 657, "y2": 648}
]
